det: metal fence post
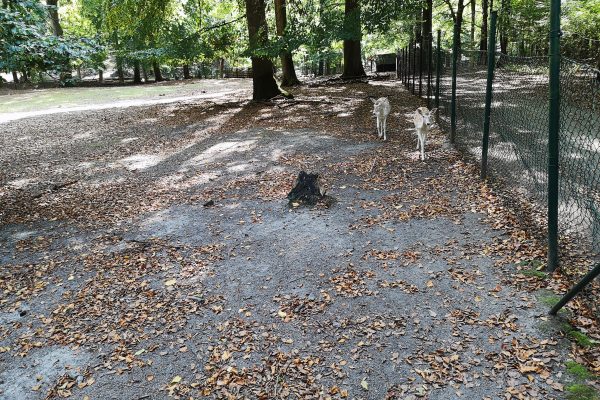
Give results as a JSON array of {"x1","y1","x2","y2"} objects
[
  {"x1": 402, "y1": 47, "x2": 406, "y2": 85},
  {"x1": 419, "y1": 35, "x2": 424, "y2": 97},
  {"x1": 550, "y1": 263, "x2": 600, "y2": 315},
  {"x1": 547, "y1": 0, "x2": 561, "y2": 272},
  {"x1": 481, "y1": 11, "x2": 498, "y2": 180},
  {"x1": 406, "y1": 45, "x2": 410, "y2": 87},
  {"x1": 450, "y1": 22, "x2": 459, "y2": 144},
  {"x1": 403, "y1": 48, "x2": 407, "y2": 86},
  {"x1": 427, "y1": 33, "x2": 433, "y2": 107},
  {"x1": 435, "y1": 30, "x2": 441, "y2": 111},
  {"x1": 412, "y1": 40, "x2": 417, "y2": 94}
]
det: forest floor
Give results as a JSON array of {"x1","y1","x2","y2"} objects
[{"x1": 0, "y1": 78, "x2": 599, "y2": 400}]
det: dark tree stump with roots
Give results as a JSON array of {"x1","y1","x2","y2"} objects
[{"x1": 287, "y1": 171, "x2": 332, "y2": 206}]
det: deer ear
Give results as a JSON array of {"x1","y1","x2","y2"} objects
[
  {"x1": 416, "y1": 108, "x2": 423, "y2": 115},
  {"x1": 370, "y1": 98, "x2": 377, "y2": 104},
  {"x1": 429, "y1": 108, "x2": 438, "y2": 115}
]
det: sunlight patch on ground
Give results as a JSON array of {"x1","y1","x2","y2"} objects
[
  {"x1": 157, "y1": 172, "x2": 219, "y2": 190},
  {"x1": 7, "y1": 178, "x2": 37, "y2": 189},
  {"x1": 121, "y1": 137, "x2": 139, "y2": 144},
  {"x1": 72, "y1": 131, "x2": 94, "y2": 140},
  {"x1": 185, "y1": 139, "x2": 258, "y2": 167},
  {"x1": 12, "y1": 230, "x2": 37, "y2": 240},
  {"x1": 118, "y1": 154, "x2": 164, "y2": 171}
]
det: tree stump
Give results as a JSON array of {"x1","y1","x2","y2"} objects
[{"x1": 287, "y1": 171, "x2": 327, "y2": 206}]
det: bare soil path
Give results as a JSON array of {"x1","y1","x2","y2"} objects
[{"x1": 0, "y1": 80, "x2": 589, "y2": 399}]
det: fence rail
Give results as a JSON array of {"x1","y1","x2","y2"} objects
[{"x1": 398, "y1": 29, "x2": 600, "y2": 274}]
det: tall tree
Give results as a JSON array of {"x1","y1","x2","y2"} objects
[
  {"x1": 470, "y1": 0, "x2": 476, "y2": 45},
  {"x1": 46, "y1": 0, "x2": 63, "y2": 36},
  {"x1": 245, "y1": 0, "x2": 281, "y2": 100},
  {"x1": 342, "y1": 0, "x2": 366, "y2": 78},
  {"x1": 444, "y1": 0, "x2": 470, "y2": 50},
  {"x1": 274, "y1": 0, "x2": 300, "y2": 86},
  {"x1": 479, "y1": 0, "x2": 488, "y2": 52},
  {"x1": 499, "y1": 0, "x2": 510, "y2": 54}
]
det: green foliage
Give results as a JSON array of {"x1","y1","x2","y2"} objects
[
  {"x1": 561, "y1": 323, "x2": 598, "y2": 348},
  {"x1": 566, "y1": 361, "x2": 594, "y2": 381},
  {"x1": 566, "y1": 383, "x2": 599, "y2": 400},
  {"x1": 0, "y1": 0, "x2": 105, "y2": 79},
  {"x1": 520, "y1": 269, "x2": 548, "y2": 279}
]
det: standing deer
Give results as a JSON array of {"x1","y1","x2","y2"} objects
[
  {"x1": 413, "y1": 107, "x2": 437, "y2": 160},
  {"x1": 371, "y1": 97, "x2": 391, "y2": 141}
]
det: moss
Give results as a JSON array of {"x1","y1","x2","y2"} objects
[
  {"x1": 561, "y1": 323, "x2": 597, "y2": 347},
  {"x1": 569, "y1": 330, "x2": 596, "y2": 348},
  {"x1": 518, "y1": 259, "x2": 545, "y2": 269},
  {"x1": 521, "y1": 269, "x2": 548, "y2": 279},
  {"x1": 539, "y1": 293, "x2": 561, "y2": 308},
  {"x1": 566, "y1": 361, "x2": 593, "y2": 380},
  {"x1": 566, "y1": 384, "x2": 599, "y2": 400}
]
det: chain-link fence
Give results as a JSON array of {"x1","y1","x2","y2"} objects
[{"x1": 398, "y1": 37, "x2": 600, "y2": 269}]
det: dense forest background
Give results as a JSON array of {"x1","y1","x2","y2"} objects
[{"x1": 1, "y1": 0, "x2": 599, "y2": 90}]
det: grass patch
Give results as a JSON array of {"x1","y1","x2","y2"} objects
[
  {"x1": 566, "y1": 361, "x2": 593, "y2": 380},
  {"x1": 539, "y1": 293, "x2": 561, "y2": 308},
  {"x1": 566, "y1": 383, "x2": 599, "y2": 400},
  {"x1": 518, "y1": 259, "x2": 546, "y2": 270},
  {"x1": 561, "y1": 323, "x2": 597, "y2": 347},
  {"x1": 521, "y1": 269, "x2": 548, "y2": 279}
]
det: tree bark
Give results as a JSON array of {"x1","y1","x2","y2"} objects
[
  {"x1": 12, "y1": 71, "x2": 19, "y2": 85},
  {"x1": 153, "y1": 61, "x2": 163, "y2": 82},
  {"x1": 471, "y1": 0, "x2": 476, "y2": 45},
  {"x1": 117, "y1": 59, "x2": 124, "y2": 83},
  {"x1": 245, "y1": 0, "x2": 282, "y2": 100},
  {"x1": 183, "y1": 64, "x2": 191, "y2": 79},
  {"x1": 479, "y1": 0, "x2": 488, "y2": 63},
  {"x1": 479, "y1": 0, "x2": 488, "y2": 52},
  {"x1": 499, "y1": 0, "x2": 510, "y2": 54},
  {"x1": 133, "y1": 61, "x2": 142, "y2": 83},
  {"x1": 445, "y1": 0, "x2": 468, "y2": 51},
  {"x1": 99, "y1": 70, "x2": 103, "y2": 83},
  {"x1": 274, "y1": 0, "x2": 300, "y2": 86},
  {"x1": 46, "y1": 0, "x2": 63, "y2": 36},
  {"x1": 342, "y1": 0, "x2": 366, "y2": 78},
  {"x1": 142, "y1": 66, "x2": 148, "y2": 82}
]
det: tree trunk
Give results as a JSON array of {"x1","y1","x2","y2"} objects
[
  {"x1": 455, "y1": 0, "x2": 466, "y2": 51},
  {"x1": 274, "y1": 0, "x2": 300, "y2": 86},
  {"x1": 153, "y1": 61, "x2": 163, "y2": 82},
  {"x1": 183, "y1": 64, "x2": 191, "y2": 79},
  {"x1": 219, "y1": 58, "x2": 225, "y2": 78},
  {"x1": 245, "y1": 0, "x2": 282, "y2": 100},
  {"x1": 142, "y1": 66, "x2": 148, "y2": 82},
  {"x1": 46, "y1": 0, "x2": 73, "y2": 84},
  {"x1": 117, "y1": 59, "x2": 124, "y2": 83},
  {"x1": 479, "y1": 0, "x2": 488, "y2": 62},
  {"x1": 99, "y1": 70, "x2": 103, "y2": 83},
  {"x1": 499, "y1": 0, "x2": 510, "y2": 54},
  {"x1": 76, "y1": 66, "x2": 81, "y2": 80},
  {"x1": 133, "y1": 61, "x2": 142, "y2": 83},
  {"x1": 471, "y1": 0, "x2": 476, "y2": 45},
  {"x1": 46, "y1": 0, "x2": 63, "y2": 36},
  {"x1": 342, "y1": 0, "x2": 366, "y2": 78},
  {"x1": 12, "y1": 71, "x2": 19, "y2": 85}
]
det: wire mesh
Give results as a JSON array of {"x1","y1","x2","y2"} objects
[{"x1": 401, "y1": 43, "x2": 600, "y2": 263}]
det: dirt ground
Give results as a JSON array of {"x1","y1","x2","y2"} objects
[{"x1": 0, "y1": 79, "x2": 597, "y2": 399}]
